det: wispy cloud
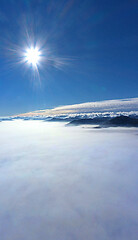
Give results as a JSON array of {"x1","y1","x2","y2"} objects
[{"x1": 17, "y1": 97, "x2": 138, "y2": 117}]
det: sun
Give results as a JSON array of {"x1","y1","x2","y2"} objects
[{"x1": 24, "y1": 46, "x2": 41, "y2": 68}]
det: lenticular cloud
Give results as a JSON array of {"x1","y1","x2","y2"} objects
[{"x1": 18, "y1": 97, "x2": 138, "y2": 117}]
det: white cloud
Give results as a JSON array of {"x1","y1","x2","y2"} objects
[
  {"x1": 17, "y1": 97, "x2": 138, "y2": 117},
  {"x1": 0, "y1": 120, "x2": 138, "y2": 240}
]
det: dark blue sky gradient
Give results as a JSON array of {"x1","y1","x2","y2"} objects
[{"x1": 0, "y1": 0, "x2": 138, "y2": 115}]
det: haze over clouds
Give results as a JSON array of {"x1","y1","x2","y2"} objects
[{"x1": 17, "y1": 98, "x2": 138, "y2": 117}]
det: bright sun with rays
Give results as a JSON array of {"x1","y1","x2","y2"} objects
[{"x1": 24, "y1": 46, "x2": 42, "y2": 68}]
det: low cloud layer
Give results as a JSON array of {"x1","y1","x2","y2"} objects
[{"x1": 0, "y1": 120, "x2": 138, "y2": 240}]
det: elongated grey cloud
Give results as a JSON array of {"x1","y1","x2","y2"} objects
[{"x1": 17, "y1": 97, "x2": 138, "y2": 117}]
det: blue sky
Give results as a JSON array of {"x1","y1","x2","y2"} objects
[{"x1": 0, "y1": 0, "x2": 138, "y2": 116}]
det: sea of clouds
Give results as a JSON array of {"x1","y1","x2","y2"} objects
[{"x1": 0, "y1": 120, "x2": 138, "y2": 240}]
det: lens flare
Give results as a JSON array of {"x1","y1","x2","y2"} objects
[{"x1": 5, "y1": 23, "x2": 71, "y2": 86}]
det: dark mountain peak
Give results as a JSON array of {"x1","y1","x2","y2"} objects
[{"x1": 68, "y1": 115, "x2": 138, "y2": 127}]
